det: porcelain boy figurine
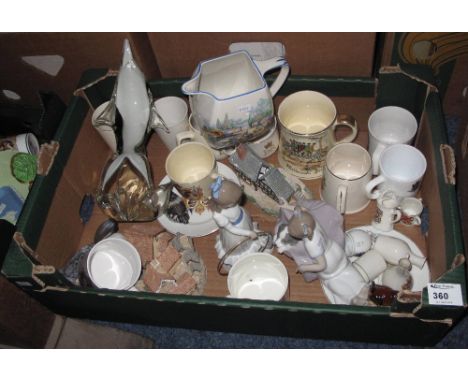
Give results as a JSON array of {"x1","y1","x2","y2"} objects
[
  {"x1": 275, "y1": 206, "x2": 369, "y2": 305},
  {"x1": 209, "y1": 177, "x2": 269, "y2": 268}
]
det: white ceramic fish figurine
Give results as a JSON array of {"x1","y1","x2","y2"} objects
[{"x1": 102, "y1": 39, "x2": 151, "y2": 186}]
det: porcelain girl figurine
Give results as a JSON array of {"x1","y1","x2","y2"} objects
[
  {"x1": 275, "y1": 207, "x2": 369, "y2": 305},
  {"x1": 209, "y1": 177, "x2": 268, "y2": 268}
]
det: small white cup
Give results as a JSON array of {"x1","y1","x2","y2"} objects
[
  {"x1": 399, "y1": 197, "x2": 423, "y2": 226},
  {"x1": 247, "y1": 117, "x2": 279, "y2": 158},
  {"x1": 352, "y1": 249, "x2": 387, "y2": 282},
  {"x1": 368, "y1": 106, "x2": 418, "y2": 175},
  {"x1": 227, "y1": 253, "x2": 288, "y2": 301},
  {"x1": 91, "y1": 101, "x2": 118, "y2": 153},
  {"x1": 365, "y1": 144, "x2": 427, "y2": 201},
  {"x1": 151, "y1": 96, "x2": 189, "y2": 150},
  {"x1": 86, "y1": 233, "x2": 141, "y2": 290}
]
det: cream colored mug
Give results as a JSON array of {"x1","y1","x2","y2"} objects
[
  {"x1": 321, "y1": 143, "x2": 372, "y2": 214},
  {"x1": 165, "y1": 141, "x2": 217, "y2": 210},
  {"x1": 278, "y1": 91, "x2": 358, "y2": 179}
]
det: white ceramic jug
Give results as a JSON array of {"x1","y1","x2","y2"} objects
[{"x1": 182, "y1": 50, "x2": 289, "y2": 150}]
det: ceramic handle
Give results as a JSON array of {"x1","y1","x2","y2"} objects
[
  {"x1": 336, "y1": 185, "x2": 348, "y2": 214},
  {"x1": 412, "y1": 216, "x2": 422, "y2": 226},
  {"x1": 365, "y1": 175, "x2": 385, "y2": 199},
  {"x1": 332, "y1": 114, "x2": 358, "y2": 144},
  {"x1": 392, "y1": 209, "x2": 402, "y2": 223},
  {"x1": 254, "y1": 57, "x2": 290, "y2": 97},
  {"x1": 371, "y1": 143, "x2": 385, "y2": 175},
  {"x1": 176, "y1": 131, "x2": 195, "y2": 146}
]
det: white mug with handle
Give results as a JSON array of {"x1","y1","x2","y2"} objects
[
  {"x1": 368, "y1": 106, "x2": 418, "y2": 175},
  {"x1": 365, "y1": 144, "x2": 427, "y2": 201}
]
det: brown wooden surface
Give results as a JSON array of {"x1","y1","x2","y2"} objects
[{"x1": 74, "y1": 96, "x2": 428, "y2": 304}]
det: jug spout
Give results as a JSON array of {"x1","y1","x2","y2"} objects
[{"x1": 181, "y1": 76, "x2": 200, "y2": 95}]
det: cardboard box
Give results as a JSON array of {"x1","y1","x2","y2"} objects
[
  {"x1": 0, "y1": 33, "x2": 159, "y2": 107},
  {"x1": 148, "y1": 32, "x2": 377, "y2": 78},
  {"x1": 2, "y1": 65, "x2": 466, "y2": 346}
]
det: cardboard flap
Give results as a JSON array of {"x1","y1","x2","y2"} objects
[
  {"x1": 37, "y1": 141, "x2": 59, "y2": 176},
  {"x1": 440, "y1": 144, "x2": 456, "y2": 185},
  {"x1": 73, "y1": 69, "x2": 118, "y2": 110}
]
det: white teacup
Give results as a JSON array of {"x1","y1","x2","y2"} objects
[
  {"x1": 321, "y1": 143, "x2": 372, "y2": 214},
  {"x1": 86, "y1": 233, "x2": 141, "y2": 290},
  {"x1": 227, "y1": 253, "x2": 288, "y2": 301},
  {"x1": 247, "y1": 117, "x2": 279, "y2": 159},
  {"x1": 368, "y1": 106, "x2": 418, "y2": 175},
  {"x1": 399, "y1": 197, "x2": 423, "y2": 226},
  {"x1": 151, "y1": 96, "x2": 189, "y2": 150},
  {"x1": 365, "y1": 144, "x2": 427, "y2": 201},
  {"x1": 165, "y1": 141, "x2": 217, "y2": 208}
]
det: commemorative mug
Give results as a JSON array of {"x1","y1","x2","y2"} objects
[
  {"x1": 247, "y1": 117, "x2": 279, "y2": 159},
  {"x1": 151, "y1": 96, "x2": 189, "y2": 150},
  {"x1": 278, "y1": 91, "x2": 358, "y2": 179},
  {"x1": 321, "y1": 143, "x2": 372, "y2": 214},
  {"x1": 165, "y1": 141, "x2": 217, "y2": 210},
  {"x1": 368, "y1": 106, "x2": 418, "y2": 175},
  {"x1": 365, "y1": 144, "x2": 427, "y2": 201}
]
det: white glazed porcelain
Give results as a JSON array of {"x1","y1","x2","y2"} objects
[
  {"x1": 227, "y1": 253, "x2": 288, "y2": 301},
  {"x1": 182, "y1": 50, "x2": 289, "y2": 150},
  {"x1": 368, "y1": 106, "x2": 418, "y2": 175},
  {"x1": 372, "y1": 191, "x2": 402, "y2": 232},
  {"x1": 353, "y1": 249, "x2": 387, "y2": 283},
  {"x1": 344, "y1": 229, "x2": 373, "y2": 256},
  {"x1": 373, "y1": 235, "x2": 427, "y2": 269},
  {"x1": 399, "y1": 197, "x2": 423, "y2": 226},
  {"x1": 87, "y1": 233, "x2": 141, "y2": 290},
  {"x1": 365, "y1": 144, "x2": 427, "y2": 201},
  {"x1": 151, "y1": 96, "x2": 189, "y2": 150},
  {"x1": 381, "y1": 258, "x2": 413, "y2": 291},
  {"x1": 247, "y1": 117, "x2": 279, "y2": 158},
  {"x1": 321, "y1": 143, "x2": 372, "y2": 214},
  {"x1": 277, "y1": 91, "x2": 358, "y2": 179}
]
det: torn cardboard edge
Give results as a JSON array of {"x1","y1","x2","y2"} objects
[
  {"x1": 379, "y1": 64, "x2": 438, "y2": 93},
  {"x1": 440, "y1": 144, "x2": 456, "y2": 185},
  {"x1": 13, "y1": 231, "x2": 39, "y2": 260},
  {"x1": 37, "y1": 141, "x2": 59, "y2": 176},
  {"x1": 73, "y1": 69, "x2": 118, "y2": 110}
]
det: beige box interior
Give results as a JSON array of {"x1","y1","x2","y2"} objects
[{"x1": 29, "y1": 89, "x2": 452, "y2": 306}]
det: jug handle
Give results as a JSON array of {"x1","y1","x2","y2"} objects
[{"x1": 254, "y1": 57, "x2": 290, "y2": 97}]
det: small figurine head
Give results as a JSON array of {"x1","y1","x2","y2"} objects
[
  {"x1": 287, "y1": 207, "x2": 316, "y2": 240},
  {"x1": 209, "y1": 176, "x2": 243, "y2": 210}
]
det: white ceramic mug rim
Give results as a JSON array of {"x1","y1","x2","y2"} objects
[
  {"x1": 325, "y1": 143, "x2": 372, "y2": 181},
  {"x1": 165, "y1": 141, "x2": 216, "y2": 185},
  {"x1": 368, "y1": 106, "x2": 418, "y2": 142},
  {"x1": 87, "y1": 237, "x2": 141, "y2": 290},
  {"x1": 379, "y1": 144, "x2": 427, "y2": 182},
  {"x1": 278, "y1": 90, "x2": 337, "y2": 136},
  {"x1": 154, "y1": 96, "x2": 188, "y2": 126}
]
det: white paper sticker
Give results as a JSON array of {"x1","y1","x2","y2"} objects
[{"x1": 427, "y1": 283, "x2": 464, "y2": 306}]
